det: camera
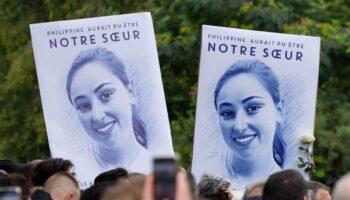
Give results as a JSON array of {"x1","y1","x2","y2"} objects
[{"x1": 154, "y1": 157, "x2": 177, "y2": 200}]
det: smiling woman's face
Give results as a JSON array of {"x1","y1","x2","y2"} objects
[
  {"x1": 69, "y1": 62, "x2": 133, "y2": 147},
  {"x1": 216, "y1": 73, "x2": 282, "y2": 160}
]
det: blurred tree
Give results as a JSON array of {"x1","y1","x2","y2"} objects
[{"x1": 0, "y1": 0, "x2": 349, "y2": 181}]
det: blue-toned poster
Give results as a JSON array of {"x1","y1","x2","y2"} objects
[
  {"x1": 192, "y1": 25, "x2": 320, "y2": 191},
  {"x1": 30, "y1": 12, "x2": 174, "y2": 188}
]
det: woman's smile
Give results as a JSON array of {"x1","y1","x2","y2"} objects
[
  {"x1": 233, "y1": 134, "x2": 258, "y2": 146},
  {"x1": 93, "y1": 120, "x2": 117, "y2": 135}
]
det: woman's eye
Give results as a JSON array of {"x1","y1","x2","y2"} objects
[
  {"x1": 101, "y1": 91, "x2": 114, "y2": 101},
  {"x1": 76, "y1": 103, "x2": 91, "y2": 112},
  {"x1": 220, "y1": 111, "x2": 235, "y2": 119},
  {"x1": 247, "y1": 104, "x2": 262, "y2": 113}
]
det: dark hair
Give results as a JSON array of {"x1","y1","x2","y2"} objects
[
  {"x1": 0, "y1": 159, "x2": 31, "y2": 174},
  {"x1": 31, "y1": 189, "x2": 52, "y2": 200},
  {"x1": 214, "y1": 60, "x2": 284, "y2": 167},
  {"x1": 80, "y1": 182, "x2": 114, "y2": 200},
  {"x1": 66, "y1": 47, "x2": 147, "y2": 148},
  {"x1": 197, "y1": 174, "x2": 232, "y2": 200},
  {"x1": 94, "y1": 167, "x2": 128, "y2": 184},
  {"x1": 31, "y1": 158, "x2": 73, "y2": 186},
  {"x1": 263, "y1": 170, "x2": 307, "y2": 200}
]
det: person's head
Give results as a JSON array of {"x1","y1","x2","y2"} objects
[
  {"x1": 214, "y1": 60, "x2": 284, "y2": 166},
  {"x1": 128, "y1": 172, "x2": 146, "y2": 186},
  {"x1": 332, "y1": 172, "x2": 350, "y2": 200},
  {"x1": 243, "y1": 181, "x2": 265, "y2": 200},
  {"x1": 263, "y1": 169, "x2": 307, "y2": 200},
  {"x1": 0, "y1": 159, "x2": 31, "y2": 175},
  {"x1": 43, "y1": 172, "x2": 80, "y2": 200},
  {"x1": 307, "y1": 181, "x2": 331, "y2": 200},
  {"x1": 27, "y1": 159, "x2": 43, "y2": 187},
  {"x1": 80, "y1": 182, "x2": 112, "y2": 200},
  {"x1": 94, "y1": 167, "x2": 128, "y2": 184},
  {"x1": 0, "y1": 173, "x2": 31, "y2": 200},
  {"x1": 109, "y1": 179, "x2": 144, "y2": 200},
  {"x1": 80, "y1": 182, "x2": 125, "y2": 200},
  {"x1": 197, "y1": 174, "x2": 233, "y2": 200},
  {"x1": 66, "y1": 47, "x2": 147, "y2": 148},
  {"x1": 31, "y1": 158, "x2": 73, "y2": 186}
]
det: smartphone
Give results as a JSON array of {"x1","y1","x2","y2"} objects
[
  {"x1": 154, "y1": 158, "x2": 177, "y2": 200},
  {"x1": 0, "y1": 187, "x2": 21, "y2": 200}
]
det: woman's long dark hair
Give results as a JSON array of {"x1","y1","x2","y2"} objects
[
  {"x1": 214, "y1": 60, "x2": 284, "y2": 167},
  {"x1": 66, "y1": 47, "x2": 147, "y2": 148}
]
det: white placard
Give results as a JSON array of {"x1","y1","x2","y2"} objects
[
  {"x1": 30, "y1": 12, "x2": 174, "y2": 188},
  {"x1": 192, "y1": 25, "x2": 320, "y2": 190}
]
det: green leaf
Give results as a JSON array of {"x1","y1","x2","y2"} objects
[
  {"x1": 298, "y1": 163, "x2": 306, "y2": 168},
  {"x1": 305, "y1": 167, "x2": 312, "y2": 173},
  {"x1": 314, "y1": 155, "x2": 324, "y2": 163},
  {"x1": 315, "y1": 170, "x2": 325, "y2": 178}
]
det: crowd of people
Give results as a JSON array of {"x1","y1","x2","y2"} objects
[{"x1": 0, "y1": 158, "x2": 349, "y2": 200}]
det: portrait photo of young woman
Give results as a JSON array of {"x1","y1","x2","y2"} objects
[
  {"x1": 62, "y1": 47, "x2": 174, "y2": 186},
  {"x1": 213, "y1": 60, "x2": 284, "y2": 188},
  {"x1": 66, "y1": 47, "x2": 150, "y2": 172}
]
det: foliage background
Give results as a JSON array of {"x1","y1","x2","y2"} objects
[{"x1": 0, "y1": 0, "x2": 349, "y2": 183}]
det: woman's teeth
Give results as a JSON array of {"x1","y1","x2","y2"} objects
[
  {"x1": 96, "y1": 121, "x2": 114, "y2": 133},
  {"x1": 235, "y1": 135, "x2": 256, "y2": 145}
]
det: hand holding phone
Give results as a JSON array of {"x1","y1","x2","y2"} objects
[
  {"x1": 154, "y1": 158, "x2": 177, "y2": 200},
  {"x1": 143, "y1": 158, "x2": 192, "y2": 200}
]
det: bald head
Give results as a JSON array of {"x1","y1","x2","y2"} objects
[
  {"x1": 333, "y1": 173, "x2": 350, "y2": 200},
  {"x1": 44, "y1": 172, "x2": 80, "y2": 200}
]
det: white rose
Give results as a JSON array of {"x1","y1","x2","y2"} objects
[{"x1": 300, "y1": 135, "x2": 316, "y2": 144}]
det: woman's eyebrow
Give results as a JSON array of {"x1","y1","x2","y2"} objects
[
  {"x1": 242, "y1": 96, "x2": 263, "y2": 104},
  {"x1": 94, "y1": 83, "x2": 113, "y2": 93},
  {"x1": 219, "y1": 102, "x2": 233, "y2": 109},
  {"x1": 74, "y1": 95, "x2": 86, "y2": 103}
]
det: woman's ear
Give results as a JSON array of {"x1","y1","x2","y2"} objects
[
  {"x1": 275, "y1": 100, "x2": 283, "y2": 123},
  {"x1": 127, "y1": 81, "x2": 136, "y2": 105}
]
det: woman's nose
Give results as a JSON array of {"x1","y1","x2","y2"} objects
[
  {"x1": 233, "y1": 111, "x2": 247, "y2": 133},
  {"x1": 91, "y1": 101, "x2": 105, "y2": 122}
]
